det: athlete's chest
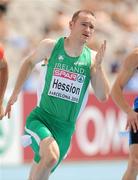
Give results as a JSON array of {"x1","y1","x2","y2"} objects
[
  {"x1": 49, "y1": 54, "x2": 91, "y2": 76},
  {"x1": 47, "y1": 54, "x2": 90, "y2": 103}
]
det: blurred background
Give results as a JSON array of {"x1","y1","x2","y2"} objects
[{"x1": 0, "y1": 0, "x2": 138, "y2": 179}]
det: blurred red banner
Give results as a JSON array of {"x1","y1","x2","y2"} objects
[{"x1": 23, "y1": 92, "x2": 137, "y2": 162}]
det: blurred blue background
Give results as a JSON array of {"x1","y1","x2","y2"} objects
[{"x1": 0, "y1": 161, "x2": 129, "y2": 180}]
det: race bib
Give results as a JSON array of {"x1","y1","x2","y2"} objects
[{"x1": 48, "y1": 68, "x2": 85, "y2": 103}]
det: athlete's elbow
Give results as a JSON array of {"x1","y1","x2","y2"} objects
[
  {"x1": 101, "y1": 94, "x2": 109, "y2": 102},
  {"x1": 96, "y1": 93, "x2": 109, "y2": 102},
  {"x1": 23, "y1": 58, "x2": 35, "y2": 70}
]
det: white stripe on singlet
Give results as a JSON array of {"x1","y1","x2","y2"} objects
[{"x1": 37, "y1": 64, "x2": 47, "y2": 106}]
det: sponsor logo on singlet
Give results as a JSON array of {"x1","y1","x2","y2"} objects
[{"x1": 48, "y1": 68, "x2": 85, "y2": 103}]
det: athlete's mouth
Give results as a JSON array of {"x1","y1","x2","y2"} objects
[{"x1": 82, "y1": 34, "x2": 89, "y2": 38}]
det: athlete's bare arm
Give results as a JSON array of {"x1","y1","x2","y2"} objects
[
  {"x1": 5, "y1": 39, "x2": 55, "y2": 118},
  {"x1": 91, "y1": 40, "x2": 110, "y2": 101},
  {"x1": 111, "y1": 48, "x2": 138, "y2": 132},
  {"x1": 0, "y1": 58, "x2": 8, "y2": 119}
]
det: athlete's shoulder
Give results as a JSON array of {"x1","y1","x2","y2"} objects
[
  {"x1": 90, "y1": 49, "x2": 97, "y2": 58},
  {"x1": 40, "y1": 38, "x2": 56, "y2": 48},
  {"x1": 88, "y1": 49, "x2": 97, "y2": 68},
  {"x1": 86, "y1": 45, "x2": 97, "y2": 57},
  {"x1": 37, "y1": 38, "x2": 57, "y2": 60}
]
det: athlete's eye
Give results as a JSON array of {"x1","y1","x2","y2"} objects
[
  {"x1": 82, "y1": 23, "x2": 87, "y2": 27},
  {"x1": 90, "y1": 25, "x2": 94, "y2": 29}
]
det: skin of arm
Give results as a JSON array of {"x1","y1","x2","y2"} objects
[
  {"x1": 90, "y1": 41, "x2": 110, "y2": 101},
  {"x1": 111, "y1": 49, "x2": 138, "y2": 113},
  {"x1": 0, "y1": 58, "x2": 8, "y2": 105},
  {"x1": 0, "y1": 58, "x2": 8, "y2": 119},
  {"x1": 12, "y1": 39, "x2": 55, "y2": 97},
  {"x1": 111, "y1": 48, "x2": 138, "y2": 132},
  {"x1": 5, "y1": 39, "x2": 55, "y2": 118}
]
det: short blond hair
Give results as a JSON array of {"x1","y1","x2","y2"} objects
[{"x1": 71, "y1": 10, "x2": 95, "y2": 22}]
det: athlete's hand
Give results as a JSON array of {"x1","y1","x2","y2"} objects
[
  {"x1": 5, "y1": 94, "x2": 17, "y2": 118},
  {"x1": 126, "y1": 110, "x2": 138, "y2": 133},
  {"x1": 94, "y1": 40, "x2": 106, "y2": 68},
  {"x1": 0, "y1": 105, "x2": 4, "y2": 120}
]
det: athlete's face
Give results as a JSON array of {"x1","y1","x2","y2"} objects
[{"x1": 70, "y1": 12, "x2": 96, "y2": 43}]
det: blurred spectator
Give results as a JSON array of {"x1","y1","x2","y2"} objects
[
  {"x1": 0, "y1": 0, "x2": 137, "y2": 92},
  {"x1": 0, "y1": 0, "x2": 9, "y2": 41}
]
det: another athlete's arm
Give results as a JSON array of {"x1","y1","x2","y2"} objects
[
  {"x1": 0, "y1": 57, "x2": 8, "y2": 119},
  {"x1": 91, "y1": 40, "x2": 110, "y2": 101},
  {"x1": 5, "y1": 39, "x2": 55, "y2": 118},
  {"x1": 111, "y1": 49, "x2": 138, "y2": 132}
]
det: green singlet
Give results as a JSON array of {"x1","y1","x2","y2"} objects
[{"x1": 25, "y1": 37, "x2": 94, "y2": 172}]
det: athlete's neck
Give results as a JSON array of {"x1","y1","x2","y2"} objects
[{"x1": 64, "y1": 37, "x2": 84, "y2": 57}]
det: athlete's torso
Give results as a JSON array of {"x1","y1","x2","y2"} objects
[{"x1": 37, "y1": 37, "x2": 96, "y2": 124}]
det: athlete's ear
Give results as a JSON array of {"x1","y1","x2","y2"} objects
[{"x1": 69, "y1": 21, "x2": 73, "y2": 30}]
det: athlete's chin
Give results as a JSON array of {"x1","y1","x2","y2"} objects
[{"x1": 80, "y1": 37, "x2": 89, "y2": 44}]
